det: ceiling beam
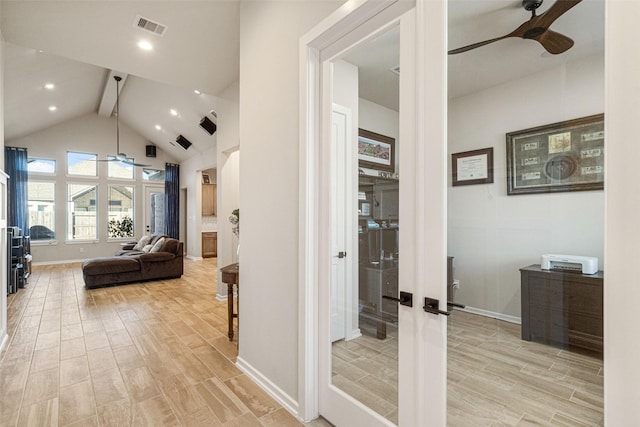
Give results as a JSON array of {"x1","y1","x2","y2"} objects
[{"x1": 98, "y1": 71, "x2": 128, "y2": 117}]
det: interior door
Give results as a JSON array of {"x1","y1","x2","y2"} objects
[
  {"x1": 144, "y1": 186, "x2": 165, "y2": 235},
  {"x1": 315, "y1": 4, "x2": 448, "y2": 425},
  {"x1": 330, "y1": 105, "x2": 350, "y2": 343}
]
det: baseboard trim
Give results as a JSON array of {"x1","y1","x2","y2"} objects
[
  {"x1": 215, "y1": 293, "x2": 228, "y2": 302},
  {"x1": 459, "y1": 305, "x2": 521, "y2": 325},
  {"x1": 33, "y1": 259, "x2": 86, "y2": 266},
  {"x1": 185, "y1": 255, "x2": 203, "y2": 261},
  {"x1": 235, "y1": 356, "x2": 302, "y2": 421}
]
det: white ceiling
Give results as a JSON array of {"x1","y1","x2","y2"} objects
[
  {"x1": 1, "y1": 0, "x2": 604, "y2": 157},
  {"x1": 346, "y1": 0, "x2": 604, "y2": 110},
  {"x1": 1, "y1": 0, "x2": 238, "y2": 162}
]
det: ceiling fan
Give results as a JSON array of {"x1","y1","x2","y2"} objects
[
  {"x1": 448, "y1": 0, "x2": 582, "y2": 55},
  {"x1": 97, "y1": 75, "x2": 150, "y2": 167}
]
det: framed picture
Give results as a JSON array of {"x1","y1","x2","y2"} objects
[
  {"x1": 358, "y1": 129, "x2": 395, "y2": 172},
  {"x1": 202, "y1": 174, "x2": 210, "y2": 184},
  {"x1": 452, "y1": 147, "x2": 494, "y2": 186},
  {"x1": 506, "y1": 114, "x2": 604, "y2": 195}
]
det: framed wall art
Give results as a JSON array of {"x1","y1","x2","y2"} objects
[
  {"x1": 452, "y1": 147, "x2": 494, "y2": 186},
  {"x1": 358, "y1": 129, "x2": 395, "y2": 172},
  {"x1": 506, "y1": 114, "x2": 604, "y2": 195}
]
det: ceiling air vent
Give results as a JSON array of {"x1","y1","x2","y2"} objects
[{"x1": 134, "y1": 15, "x2": 167, "y2": 36}]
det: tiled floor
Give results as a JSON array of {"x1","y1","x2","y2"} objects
[
  {"x1": 331, "y1": 310, "x2": 604, "y2": 426},
  {"x1": 0, "y1": 258, "x2": 331, "y2": 427}
]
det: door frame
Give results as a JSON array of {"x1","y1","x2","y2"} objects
[{"x1": 298, "y1": 0, "x2": 448, "y2": 424}]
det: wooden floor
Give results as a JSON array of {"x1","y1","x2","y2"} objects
[
  {"x1": 0, "y1": 258, "x2": 330, "y2": 427},
  {"x1": 332, "y1": 310, "x2": 604, "y2": 426}
]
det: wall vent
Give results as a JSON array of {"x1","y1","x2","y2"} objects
[{"x1": 134, "y1": 15, "x2": 167, "y2": 36}]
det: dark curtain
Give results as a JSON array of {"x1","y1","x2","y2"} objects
[
  {"x1": 164, "y1": 162, "x2": 180, "y2": 239},
  {"x1": 5, "y1": 147, "x2": 29, "y2": 234}
]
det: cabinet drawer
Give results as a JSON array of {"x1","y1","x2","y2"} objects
[{"x1": 528, "y1": 278, "x2": 602, "y2": 316}]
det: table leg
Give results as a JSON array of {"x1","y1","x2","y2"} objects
[{"x1": 228, "y1": 282, "x2": 234, "y2": 341}]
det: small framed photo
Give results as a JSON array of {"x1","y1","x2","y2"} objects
[
  {"x1": 358, "y1": 129, "x2": 395, "y2": 172},
  {"x1": 202, "y1": 174, "x2": 211, "y2": 184},
  {"x1": 506, "y1": 114, "x2": 604, "y2": 195},
  {"x1": 452, "y1": 147, "x2": 494, "y2": 186}
]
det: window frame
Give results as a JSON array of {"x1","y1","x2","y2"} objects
[
  {"x1": 66, "y1": 182, "x2": 99, "y2": 242},
  {"x1": 66, "y1": 151, "x2": 98, "y2": 178},
  {"x1": 27, "y1": 179, "x2": 57, "y2": 243},
  {"x1": 27, "y1": 157, "x2": 57, "y2": 176},
  {"x1": 107, "y1": 184, "x2": 135, "y2": 241}
]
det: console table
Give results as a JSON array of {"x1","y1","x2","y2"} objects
[
  {"x1": 221, "y1": 263, "x2": 239, "y2": 341},
  {"x1": 520, "y1": 264, "x2": 603, "y2": 357}
]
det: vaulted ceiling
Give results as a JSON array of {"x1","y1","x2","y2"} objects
[{"x1": 2, "y1": 0, "x2": 604, "y2": 158}]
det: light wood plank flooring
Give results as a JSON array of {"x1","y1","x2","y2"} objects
[
  {"x1": 0, "y1": 258, "x2": 331, "y2": 427},
  {"x1": 332, "y1": 310, "x2": 603, "y2": 426}
]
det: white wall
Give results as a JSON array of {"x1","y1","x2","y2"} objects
[
  {"x1": 8, "y1": 112, "x2": 176, "y2": 263},
  {"x1": 359, "y1": 98, "x2": 399, "y2": 174},
  {"x1": 448, "y1": 54, "x2": 605, "y2": 318},
  {"x1": 238, "y1": 0, "x2": 343, "y2": 404},
  {"x1": 216, "y1": 80, "x2": 240, "y2": 298},
  {"x1": 179, "y1": 137, "x2": 217, "y2": 259}
]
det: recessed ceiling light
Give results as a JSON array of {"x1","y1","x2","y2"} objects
[
  {"x1": 44, "y1": 83, "x2": 55, "y2": 90},
  {"x1": 137, "y1": 40, "x2": 153, "y2": 51},
  {"x1": 155, "y1": 124, "x2": 162, "y2": 130},
  {"x1": 48, "y1": 105, "x2": 57, "y2": 112},
  {"x1": 169, "y1": 109, "x2": 178, "y2": 116},
  {"x1": 194, "y1": 89, "x2": 201, "y2": 95}
]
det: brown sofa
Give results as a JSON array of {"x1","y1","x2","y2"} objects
[{"x1": 82, "y1": 237, "x2": 184, "y2": 289}]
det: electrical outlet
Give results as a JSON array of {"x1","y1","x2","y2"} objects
[{"x1": 453, "y1": 279, "x2": 460, "y2": 289}]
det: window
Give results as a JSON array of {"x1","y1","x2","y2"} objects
[
  {"x1": 142, "y1": 168, "x2": 165, "y2": 181},
  {"x1": 28, "y1": 181, "x2": 55, "y2": 241},
  {"x1": 107, "y1": 185, "x2": 134, "y2": 239},
  {"x1": 108, "y1": 156, "x2": 134, "y2": 179},
  {"x1": 67, "y1": 151, "x2": 97, "y2": 176},
  {"x1": 67, "y1": 184, "x2": 97, "y2": 240},
  {"x1": 27, "y1": 158, "x2": 56, "y2": 174}
]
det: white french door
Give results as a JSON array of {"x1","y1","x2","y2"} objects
[{"x1": 302, "y1": 1, "x2": 449, "y2": 425}]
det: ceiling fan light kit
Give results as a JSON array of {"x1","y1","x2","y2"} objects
[{"x1": 448, "y1": 0, "x2": 582, "y2": 55}]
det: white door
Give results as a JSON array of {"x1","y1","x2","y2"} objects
[
  {"x1": 144, "y1": 186, "x2": 165, "y2": 235},
  {"x1": 330, "y1": 105, "x2": 351, "y2": 343},
  {"x1": 303, "y1": 1, "x2": 449, "y2": 426}
]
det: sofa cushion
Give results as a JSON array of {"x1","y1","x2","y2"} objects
[
  {"x1": 150, "y1": 237, "x2": 165, "y2": 253},
  {"x1": 133, "y1": 235, "x2": 152, "y2": 251},
  {"x1": 82, "y1": 257, "x2": 140, "y2": 276}
]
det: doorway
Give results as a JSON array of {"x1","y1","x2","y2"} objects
[{"x1": 301, "y1": 1, "x2": 449, "y2": 426}]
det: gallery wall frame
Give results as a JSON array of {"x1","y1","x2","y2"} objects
[
  {"x1": 358, "y1": 128, "x2": 395, "y2": 172},
  {"x1": 452, "y1": 147, "x2": 494, "y2": 186},
  {"x1": 506, "y1": 114, "x2": 604, "y2": 195}
]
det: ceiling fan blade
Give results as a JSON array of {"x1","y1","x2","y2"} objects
[
  {"x1": 535, "y1": 0, "x2": 583, "y2": 29},
  {"x1": 448, "y1": 34, "x2": 513, "y2": 55},
  {"x1": 534, "y1": 29, "x2": 575, "y2": 54},
  {"x1": 124, "y1": 161, "x2": 151, "y2": 167}
]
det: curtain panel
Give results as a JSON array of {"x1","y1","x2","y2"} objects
[
  {"x1": 164, "y1": 163, "x2": 180, "y2": 239},
  {"x1": 5, "y1": 147, "x2": 29, "y2": 234}
]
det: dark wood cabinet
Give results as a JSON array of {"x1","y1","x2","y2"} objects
[
  {"x1": 202, "y1": 232, "x2": 217, "y2": 258},
  {"x1": 520, "y1": 264, "x2": 603, "y2": 357}
]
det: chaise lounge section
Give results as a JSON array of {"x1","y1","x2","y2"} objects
[{"x1": 82, "y1": 237, "x2": 184, "y2": 289}]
